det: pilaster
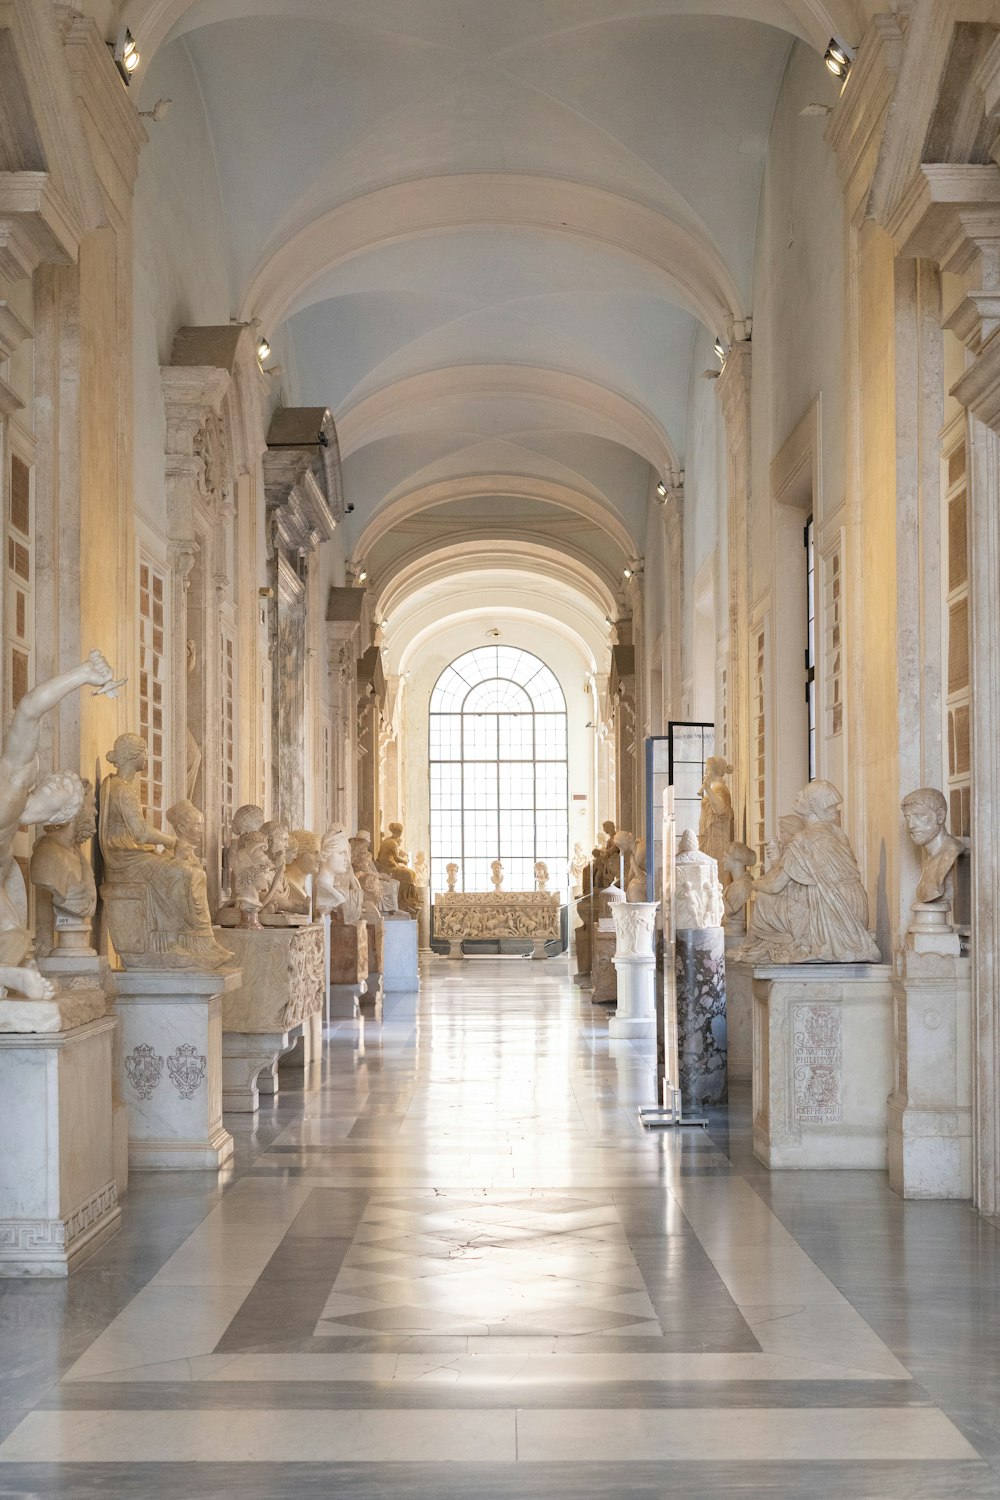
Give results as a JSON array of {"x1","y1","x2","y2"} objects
[{"x1": 715, "y1": 339, "x2": 751, "y2": 833}]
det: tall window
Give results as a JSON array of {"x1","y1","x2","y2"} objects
[
  {"x1": 805, "y1": 515, "x2": 816, "y2": 780},
  {"x1": 429, "y1": 646, "x2": 568, "y2": 893},
  {"x1": 6, "y1": 452, "x2": 32, "y2": 713}
]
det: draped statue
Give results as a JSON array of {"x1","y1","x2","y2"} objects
[
  {"x1": 698, "y1": 756, "x2": 735, "y2": 885},
  {"x1": 376, "y1": 821, "x2": 420, "y2": 916},
  {"x1": 100, "y1": 732, "x2": 232, "y2": 970}
]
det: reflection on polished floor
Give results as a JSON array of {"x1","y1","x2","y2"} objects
[{"x1": 2, "y1": 957, "x2": 1000, "y2": 1496}]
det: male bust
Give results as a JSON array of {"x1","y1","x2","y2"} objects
[
  {"x1": 29, "y1": 776, "x2": 97, "y2": 921},
  {"x1": 901, "y1": 787, "x2": 965, "y2": 906}
]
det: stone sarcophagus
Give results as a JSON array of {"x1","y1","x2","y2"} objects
[
  {"x1": 219, "y1": 922, "x2": 325, "y2": 1113},
  {"x1": 434, "y1": 891, "x2": 561, "y2": 960}
]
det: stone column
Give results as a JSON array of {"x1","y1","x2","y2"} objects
[{"x1": 715, "y1": 339, "x2": 751, "y2": 826}]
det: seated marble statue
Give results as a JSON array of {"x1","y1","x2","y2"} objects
[
  {"x1": 534, "y1": 860, "x2": 549, "y2": 892},
  {"x1": 100, "y1": 732, "x2": 232, "y2": 970},
  {"x1": 675, "y1": 829, "x2": 725, "y2": 930},
  {"x1": 0, "y1": 651, "x2": 122, "y2": 1000},
  {"x1": 317, "y1": 825, "x2": 362, "y2": 923},
  {"x1": 901, "y1": 788, "x2": 965, "y2": 909},
  {"x1": 698, "y1": 756, "x2": 735, "y2": 885},
  {"x1": 30, "y1": 775, "x2": 98, "y2": 926},
  {"x1": 735, "y1": 815, "x2": 805, "y2": 961},
  {"x1": 738, "y1": 781, "x2": 879, "y2": 964},
  {"x1": 722, "y1": 841, "x2": 757, "y2": 934},
  {"x1": 376, "y1": 822, "x2": 420, "y2": 916},
  {"x1": 626, "y1": 837, "x2": 648, "y2": 903}
]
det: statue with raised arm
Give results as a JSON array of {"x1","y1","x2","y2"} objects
[
  {"x1": 99, "y1": 732, "x2": 232, "y2": 970},
  {"x1": 0, "y1": 652, "x2": 121, "y2": 999}
]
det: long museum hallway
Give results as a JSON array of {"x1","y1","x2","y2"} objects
[{"x1": 0, "y1": 958, "x2": 998, "y2": 1497}]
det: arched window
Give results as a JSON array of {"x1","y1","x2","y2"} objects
[{"x1": 429, "y1": 646, "x2": 568, "y2": 893}]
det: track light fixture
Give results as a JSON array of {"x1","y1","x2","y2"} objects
[
  {"x1": 656, "y1": 480, "x2": 667, "y2": 498},
  {"x1": 111, "y1": 27, "x2": 140, "y2": 84},
  {"x1": 256, "y1": 336, "x2": 271, "y2": 365},
  {"x1": 824, "y1": 39, "x2": 853, "y2": 79},
  {"x1": 714, "y1": 337, "x2": 726, "y2": 362}
]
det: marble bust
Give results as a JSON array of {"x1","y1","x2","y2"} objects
[
  {"x1": 100, "y1": 731, "x2": 232, "y2": 969},
  {"x1": 722, "y1": 840, "x2": 757, "y2": 935},
  {"x1": 675, "y1": 829, "x2": 725, "y2": 930},
  {"x1": 165, "y1": 798, "x2": 205, "y2": 867},
  {"x1": 446, "y1": 862, "x2": 459, "y2": 892},
  {"x1": 259, "y1": 820, "x2": 300, "y2": 915},
  {"x1": 285, "y1": 829, "x2": 321, "y2": 914},
  {"x1": 490, "y1": 859, "x2": 504, "y2": 891},
  {"x1": 901, "y1": 787, "x2": 965, "y2": 953},
  {"x1": 30, "y1": 775, "x2": 97, "y2": 928},
  {"x1": 534, "y1": 860, "x2": 549, "y2": 892},
  {"x1": 737, "y1": 781, "x2": 879, "y2": 964},
  {"x1": 353, "y1": 830, "x2": 398, "y2": 915},
  {"x1": 317, "y1": 825, "x2": 363, "y2": 924},
  {"x1": 698, "y1": 756, "x2": 735, "y2": 885}
]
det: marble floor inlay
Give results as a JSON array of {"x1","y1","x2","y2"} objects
[{"x1": 1, "y1": 956, "x2": 999, "y2": 1497}]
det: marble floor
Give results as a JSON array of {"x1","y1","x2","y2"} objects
[{"x1": 2, "y1": 957, "x2": 1000, "y2": 1496}]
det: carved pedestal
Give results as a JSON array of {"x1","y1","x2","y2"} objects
[
  {"x1": 113, "y1": 969, "x2": 240, "y2": 1170},
  {"x1": 219, "y1": 925, "x2": 325, "y2": 1113},
  {"x1": 329, "y1": 917, "x2": 368, "y2": 1018},
  {"x1": 609, "y1": 902, "x2": 658, "y2": 1041},
  {"x1": 0, "y1": 1016, "x2": 120, "y2": 1276},
  {"x1": 888, "y1": 951, "x2": 972, "y2": 1199},
  {"x1": 676, "y1": 928, "x2": 727, "y2": 1109},
  {"x1": 752, "y1": 964, "x2": 893, "y2": 1170}
]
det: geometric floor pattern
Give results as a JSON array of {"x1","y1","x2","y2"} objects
[
  {"x1": 316, "y1": 1193, "x2": 664, "y2": 1338},
  {"x1": 2, "y1": 957, "x2": 1000, "y2": 1495}
]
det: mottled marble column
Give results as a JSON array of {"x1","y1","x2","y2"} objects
[{"x1": 675, "y1": 927, "x2": 727, "y2": 1111}]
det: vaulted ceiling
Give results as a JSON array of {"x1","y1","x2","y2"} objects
[{"x1": 129, "y1": 0, "x2": 851, "y2": 617}]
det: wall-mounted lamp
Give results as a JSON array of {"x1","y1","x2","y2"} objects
[
  {"x1": 824, "y1": 39, "x2": 853, "y2": 79},
  {"x1": 357, "y1": 569, "x2": 367, "y2": 584},
  {"x1": 623, "y1": 567, "x2": 632, "y2": 580},
  {"x1": 258, "y1": 586, "x2": 274, "y2": 599},
  {"x1": 111, "y1": 26, "x2": 140, "y2": 84},
  {"x1": 256, "y1": 336, "x2": 272, "y2": 365},
  {"x1": 713, "y1": 337, "x2": 726, "y2": 362}
]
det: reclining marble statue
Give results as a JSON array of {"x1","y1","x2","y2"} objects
[
  {"x1": 0, "y1": 651, "x2": 122, "y2": 1001},
  {"x1": 100, "y1": 731, "x2": 232, "y2": 970},
  {"x1": 734, "y1": 780, "x2": 879, "y2": 964}
]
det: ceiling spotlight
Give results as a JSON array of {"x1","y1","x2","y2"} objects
[
  {"x1": 824, "y1": 39, "x2": 852, "y2": 79},
  {"x1": 111, "y1": 26, "x2": 140, "y2": 83},
  {"x1": 256, "y1": 336, "x2": 271, "y2": 365},
  {"x1": 656, "y1": 480, "x2": 667, "y2": 498},
  {"x1": 714, "y1": 337, "x2": 726, "y2": 362}
]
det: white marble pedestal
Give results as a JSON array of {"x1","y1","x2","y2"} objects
[
  {"x1": 752, "y1": 964, "x2": 893, "y2": 1170},
  {"x1": 724, "y1": 958, "x2": 753, "y2": 1083},
  {"x1": 383, "y1": 917, "x2": 420, "y2": 992},
  {"x1": 888, "y1": 951, "x2": 972, "y2": 1199},
  {"x1": 0, "y1": 1015, "x2": 120, "y2": 1276},
  {"x1": 219, "y1": 925, "x2": 325, "y2": 1113},
  {"x1": 609, "y1": 902, "x2": 657, "y2": 1041},
  {"x1": 113, "y1": 969, "x2": 240, "y2": 1170}
]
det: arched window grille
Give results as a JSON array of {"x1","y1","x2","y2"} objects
[{"x1": 429, "y1": 646, "x2": 569, "y2": 893}]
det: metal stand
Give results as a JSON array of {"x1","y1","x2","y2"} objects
[{"x1": 639, "y1": 1083, "x2": 707, "y2": 1130}]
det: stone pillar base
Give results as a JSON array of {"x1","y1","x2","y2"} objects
[
  {"x1": 724, "y1": 958, "x2": 753, "y2": 1082},
  {"x1": 222, "y1": 1029, "x2": 289, "y2": 1113},
  {"x1": 0, "y1": 1017, "x2": 120, "y2": 1276},
  {"x1": 383, "y1": 918, "x2": 420, "y2": 990},
  {"x1": 752, "y1": 963, "x2": 893, "y2": 1169},
  {"x1": 888, "y1": 952, "x2": 972, "y2": 1199},
  {"x1": 113, "y1": 969, "x2": 240, "y2": 1170},
  {"x1": 609, "y1": 956, "x2": 656, "y2": 1040},
  {"x1": 676, "y1": 928, "x2": 727, "y2": 1110}
]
